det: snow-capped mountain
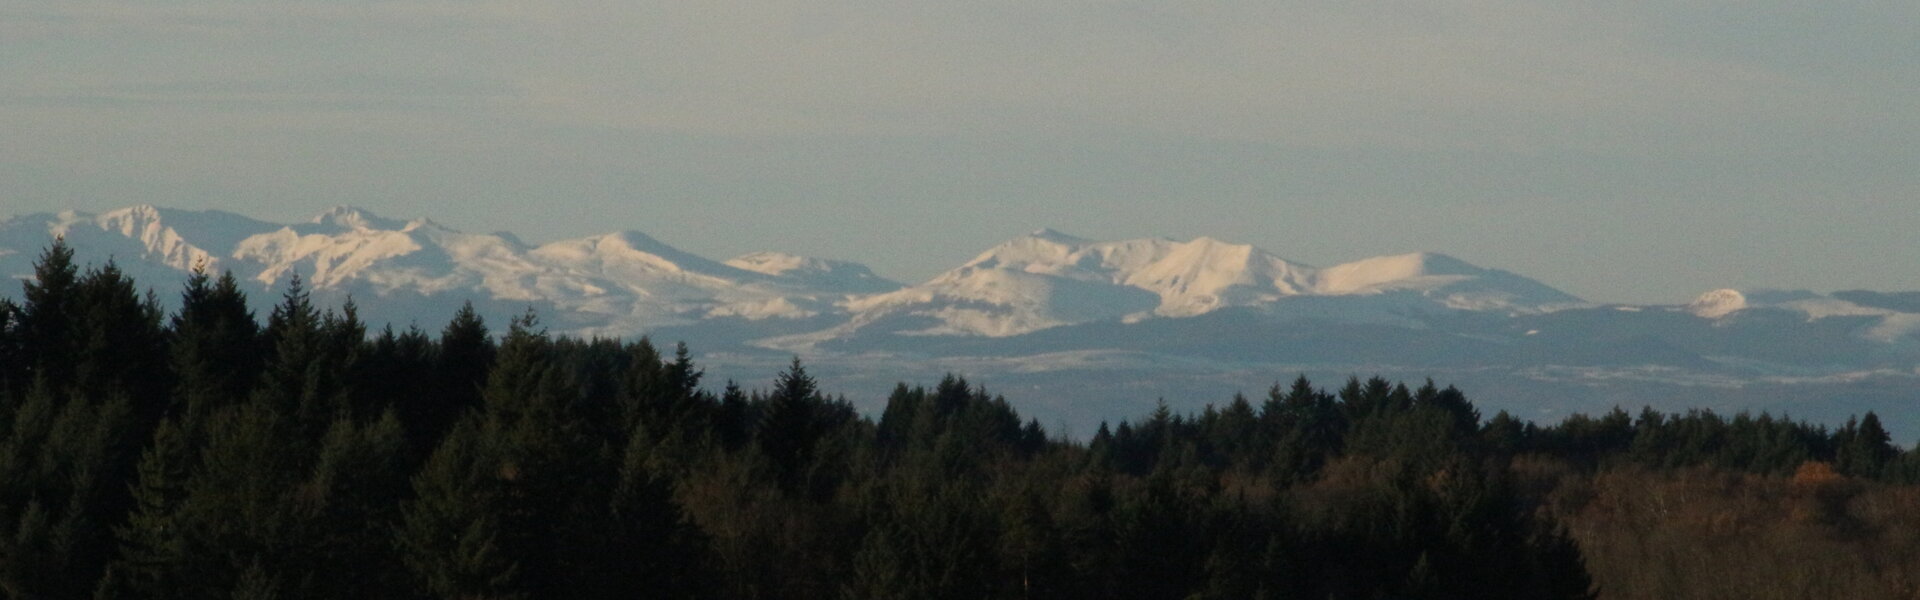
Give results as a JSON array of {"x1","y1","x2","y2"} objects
[
  {"x1": 805, "y1": 229, "x2": 1582, "y2": 342},
  {"x1": 0, "y1": 205, "x2": 899, "y2": 336},
  {"x1": 724, "y1": 251, "x2": 901, "y2": 295},
  {"x1": 7, "y1": 205, "x2": 1920, "y2": 438},
  {"x1": 0, "y1": 209, "x2": 1587, "y2": 342}
]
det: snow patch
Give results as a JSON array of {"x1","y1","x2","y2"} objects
[{"x1": 1688, "y1": 289, "x2": 1747, "y2": 319}]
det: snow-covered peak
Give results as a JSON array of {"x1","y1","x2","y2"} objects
[
  {"x1": 964, "y1": 229, "x2": 1098, "y2": 271},
  {"x1": 831, "y1": 233, "x2": 1586, "y2": 339},
  {"x1": 724, "y1": 251, "x2": 899, "y2": 293},
  {"x1": 98, "y1": 204, "x2": 164, "y2": 227},
  {"x1": 1120, "y1": 236, "x2": 1313, "y2": 315},
  {"x1": 1028, "y1": 228, "x2": 1088, "y2": 244},
  {"x1": 842, "y1": 233, "x2": 1320, "y2": 336},
  {"x1": 401, "y1": 217, "x2": 450, "y2": 233},
  {"x1": 1688, "y1": 288, "x2": 1904, "y2": 322},
  {"x1": 532, "y1": 230, "x2": 713, "y2": 277},
  {"x1": 727, "y1": 251, "x2": 835, "y2": 277},
  {"x1": 309, "y1": 205, "x2": 406, "y2": 231},
  {"x1": 40, "y1": 205, "x2": 252, "y2": 272},
  {"x1": 1314, "y1": 252, "x2": 1480, "y2": 294},
  {"x1": 1310, "y1": 252, "x2": 1581, "y2": 311},
  {"x1": 1688, "y1": 289, "x2": 1747, "y2": 318}
]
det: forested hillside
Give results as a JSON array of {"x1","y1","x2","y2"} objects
[{"x1": 1, "y1": 240, "x2": 1917, "y2": 599}]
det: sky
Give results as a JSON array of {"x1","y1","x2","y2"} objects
[{"x1": 1, "y1": 1, "x2": 1915, "y2": 304}]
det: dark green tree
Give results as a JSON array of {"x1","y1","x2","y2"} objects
[
  {"x1": 1837, "y1": 412, "x2": 1896, "y2": 478},
  {"x1": 14, "y1": 239, "x2": 81, "y2": 398},
  {"x1": 169, "y1": 269, "x2": 261, "y2": 421}
]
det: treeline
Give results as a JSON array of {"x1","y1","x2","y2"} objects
[{"x1": 0, "y1": 240, "x2": 1913, "y2": 599}]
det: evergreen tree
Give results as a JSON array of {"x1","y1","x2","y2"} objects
[
  {"x1": 0, "y1": 385, "x2": 136, "y2": 598},
  {"x1": 109, "y1": 418, "x2": 195, "y2": 599},
  {"x1": 290, "y1": 412, "x2": 412, "y2": 598},
  {"x1": 15, "y1": 239, "x2": 80, "y2": 396},
  {"x1": 398, "y1": 418, "x2": 520, "y2": 600},
  {"x1": 1838, "y1": 412, "x2": 1896, "y2": 478},
  {"x1": 70, "y1": 260, "x2": 170, "y2": 414},
  {"x1": 156, "y1": 400, "x2": 302, "y2": 598},
  {"x1": 402, "y1": 312, "x2": 629, "y2": 599},
  {"x1": 411, "y1": 301, "x2": 493, "y2": 455},
  {"x1": 169, "y1": 269, "x2": 262, "y2": 421},
  {"x1": 757, "y1": 357, "x2": 847, "y2": 497},
  {"x1": 254, "y1": 275, "x2": 359, "y2": 447},
  {"x1": 603, "y1": 425, "x2": 710, "y2": 598},
  {"x1": 0, "y1": 300, "x2": 20, "y2": 404}
]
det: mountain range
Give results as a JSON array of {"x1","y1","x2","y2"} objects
[{"x1": 6, "y1": 205, "x2": 1919, "y2": 436}]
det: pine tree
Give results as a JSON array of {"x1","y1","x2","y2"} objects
[
  {"x1": 757, "y1": 357, "x2": 827, "y2": 495},
  {"x1": 409, "y1": 301, "x2": 493, "y2": 455},
  {"x1": 1838, "y1": 412, "x2": 1896, "y2": 478},
  {"x1": 170, "y1": 269, "x2": 262, "y2": 421},
  {"x1": 110, "y1": 418, "x2": 195, "y2": 599},
  {"x1": 289, "y1": 411, "x2": 411, "y2": 597},
  {"x1": 254, "y1": 275, "x2": 358, "y2": 447},
  {"x1": 602, "y1": 425, "x2": 710, "y2": 598},
  {"x1": 16, "y1": 239, "x2": 80, "y2": 396},
  {"x1": 106, "y1": 270, "x2": 261, "y2": 600},
  {"x1": 0, "y1": 383, "x2": 137, "y2": 598},
  {"x1": 70, "y1": 260, "x2": 170, "y2": 414},
  {"x1": 403, "y1": 311, "x2": 623, "y2": 599},
  {"x1": 159, "y1": 400, "x2": 302, "y2": 598},
  {"x1": 398, "y1": 418, "x2": 521, "y2": 600},
  {"x1": 0, "y1": 299, "x2": 21, "y2": 404}
]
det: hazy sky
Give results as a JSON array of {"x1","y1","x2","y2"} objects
[{"x1": 3, "y1": 2, "x2": 1915, "y2": 304}]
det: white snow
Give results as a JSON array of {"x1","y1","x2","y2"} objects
[
  {"x1": 1688, "y1": 288, "x2": 1907, "y2": 322},
  {"x1": 8, "y1": 205, "x2": 1918, "y2": 359},
  {"x1": 830, "y1": 231, "x2": 1581, "y2": 338},
  {"x1": 725, "y1": 251, "x2": 900, "y2": 294},
  {"x1": 1688, "y1": 289, "x2": 1748, "y2": 319},
  {"x1": 1, "y1": 205, "x2": 880, "y2": 336}
]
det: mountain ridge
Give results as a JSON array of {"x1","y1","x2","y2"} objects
[
  {"x1": 1, "y1": 205, "x2": 1604, "y2": 338},
  {"x1": 7, "y1": 204, "x2": 1920, "y2": 437}
]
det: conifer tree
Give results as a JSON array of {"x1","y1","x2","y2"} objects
[
  {"x1": 758, "y1": 357, "x2": 829, "y2": 494},
  {"x1": 410, "y1": 301, "x2": 493, "y2": 454},
  {"x1": 170, "y1": 269, "x2": 262, "y2": 421},
  {"x1": 875, "y1": 383, "x2": 924, "y2": 452},
  {"x1": 0, "y1": 383, "x2": 137, "y2": 598},
  {"x1": 70, "y1": 260, "x2": 169, "y2": 412},
  {"x1": 398, "y1": 418, "x2": 520, "y2": 599},
  {"x1": 16, "y1": 239, "x2": 80, "y2": 395},
  {"x1": 290, "y1": 412, "x2": 411, "y2": 597},
  {"x1": 255, "y1": 275, "x2": 358, "y2": 446},
  {"x1": 257, "y1": 275, "x2": 324, "y2": 420},
  {"x1": 155, "y1": 400, "x2": 301, "y2": 598},
  {"x1": 0, "y1": 299, "x2": 20, "y2": 404},
  {"x1": 1838, "y1": 412, "x2": 1896, "y2": 477},
  {"x1": 602, "y1": 424, "x2": 710, "y2": 598},
  {"x1": 403, "y1": 312, "x2": 627, "y2": 599},
  {"x1": 619, "y1": 338, "x2": 674, "y2": 435},
  {"x1": 359, "y1": 325, "x2": 435, "y2": 424},
  {"x1": 110, "y1": 418, "x2": 195, "y2": 599}
]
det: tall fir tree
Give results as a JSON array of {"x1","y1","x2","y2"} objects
[
  {"x1": 16, "y1": 239, "x2": 80, "y2": 395},
  {"x1": 169, "y1": 269, "x2": 262, "y2": 421},
  {"x1": 413, "y1": 301, "x2": 493, "y2": 454}
]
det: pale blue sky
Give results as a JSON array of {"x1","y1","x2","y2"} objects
[{"x1": 3, "y1": 1, "x2": 1915, "y2": 304}]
